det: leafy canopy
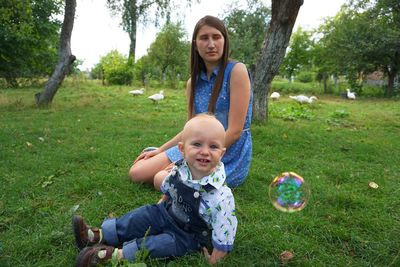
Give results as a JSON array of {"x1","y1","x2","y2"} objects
[
  {"x1": 0, "y1": 0, "x2": 62, "y2": 85},
  {"x1": 223, "y1": 0, "x2": 271, "y2": 68}
]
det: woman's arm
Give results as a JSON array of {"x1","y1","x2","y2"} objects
[
  {"x1": 225, "y1": 62, "x2": 251, "y2": 148},
  {"x1": 186, "y1": 78, "x2": 193, "y2": 120}
]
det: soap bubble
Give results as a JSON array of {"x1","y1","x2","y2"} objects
[{"x1": 269, "y1": 172, "x2": 310, "y2": 212}]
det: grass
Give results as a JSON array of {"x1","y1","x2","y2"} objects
[{"x1": 0, "y1": 79, "x2": 399, "y2": 266}]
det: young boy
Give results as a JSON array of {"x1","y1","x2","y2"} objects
[{"x1": 73, "y1": 114, "x2": 237, "y2": 266}]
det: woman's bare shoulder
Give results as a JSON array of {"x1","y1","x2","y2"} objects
[{"x1": 231, "y1": 62, "x2": 248, "y2": 75}]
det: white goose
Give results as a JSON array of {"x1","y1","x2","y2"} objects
[
  {"x1": 270, "y1": 92, "x2": 281, "y2": 101},
  {"x1": 129, "y1": 88, "x2": 144, "y2": 95},
  {"x1": 346, "y1": 89, "x2": 356, "y2": 100},
  {"x1": 289, "y1": 95, "x2": 318, "y2": 104},
  {"x1": 148, "y1": 90, "x2": 164, "y2": 103}
]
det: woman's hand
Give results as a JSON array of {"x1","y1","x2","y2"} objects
[
  {"x1": 202, "y1": 247, "x2": 227, "y2": 265},
  {"x1": 133, "y1": 148, "x2": 161, "y2": 164}
]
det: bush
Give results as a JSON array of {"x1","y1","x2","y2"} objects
[
  {"x1": 271, "y1": 80, "x2": 322, "y2": 95},
  {"x1": 106, "y1": 65, "x2": 133, "y2": 85},
  {"x1": 296, "y1": 71, "x2": 315, "y2": 83},
  {"x1": 100, "y1": 50, "x2": 133, "y2": 85}
]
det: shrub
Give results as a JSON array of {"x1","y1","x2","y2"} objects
[
  {"x1": 100, "y1": 50, "x2": 133, "y2": 85},
  {"x1": 296, "y1": 71, "x2": 315, "y2": 83},
  {"x1": 106, "y1": 65, "x2": 133, "y2": 85}
]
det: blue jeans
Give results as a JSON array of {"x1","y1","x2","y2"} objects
[{"x1": 101, "y1": 202, "x2": 201, "y2": 261}]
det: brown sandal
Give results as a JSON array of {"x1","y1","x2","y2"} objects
[
  {"x1": 72, "y1": 215, "x2": 102, "y2": 250},
  {"x1": 75, "y1": 245, "x2": 115, "y2": 267}
]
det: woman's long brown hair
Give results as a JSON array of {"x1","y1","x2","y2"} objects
[{"x1": 188, "y1": 16, "x2": 230, "y2": 118}]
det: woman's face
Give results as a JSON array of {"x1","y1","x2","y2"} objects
[{"x1": 195, "y1": 25, "x2": 225, "y2": 66}]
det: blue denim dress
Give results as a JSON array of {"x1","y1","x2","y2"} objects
[{"x1": 166, "y1": 61, "x2": 253, "y2": 187}]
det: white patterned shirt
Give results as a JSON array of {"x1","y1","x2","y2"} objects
[{"x1": 160, "y1": 161, "x2": 237, "y2": 252}]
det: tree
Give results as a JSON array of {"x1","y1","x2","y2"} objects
[
  {"x1": 280, "y1": 27, "x2": 313, "y2": 80},
  {"x1": 0, "y1": 0, "x2": 62, "y2": 87},
  {"x1": 106, "y1": 0, "x2": 197, "y2": 63},
  {"x1": 252, "y1": 0, "x2": 303, "y2": 122},
  {"x1": 316, "y1": 0, "x2": 400, "y2": 95},
  {"x1": 90, "y1": 62, "x2": 105, "y2": 84},
  {"x1": 35, "y1": 0, "x2": 76, "y2": 106},
  {"x1": 357, "y1": 0, "x2": 400, "y2": 95},
  {"x1": 146, "y1": 22, "x2": 189, "y2": 87},
  {"x1": 100, "y1": 50, "x2": 133, "y2": 85},
  {"x1": 312, "y1": 39, "x2": 337, "y2": 93},
  {"x1": 223, "y1": 0, "x2": 271, "y2": 70}
]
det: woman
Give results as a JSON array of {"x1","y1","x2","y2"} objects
[{"x1": 129, "y1": 15, "x2": 253, "y2": 189}]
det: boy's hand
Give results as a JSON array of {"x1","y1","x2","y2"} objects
[{"x1": 202, "y1": 247, "x2": 227, "y2": 265}]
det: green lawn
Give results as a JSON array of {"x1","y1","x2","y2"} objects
[{"x1": 1, "y1": 80, "x2": 399, "y2": 266}]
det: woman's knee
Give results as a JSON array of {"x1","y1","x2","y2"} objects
[
  {"x1": 129, "y1": 164, "x2": 147, "y2": 183},
  {"x1": 129, "y1": 153, "x2": 171, "y2": 184}
]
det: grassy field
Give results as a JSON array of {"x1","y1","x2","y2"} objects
[{"x1": 0, "y1": 80, "x2": 399, "y2": 266}]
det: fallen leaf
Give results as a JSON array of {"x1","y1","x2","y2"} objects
[
  {"x1": 368, "y1": 182, "x2": 379, "y2": 189},
  {"x1": 26, "y1": 142, "x2": 33, "y2": 147},
  {"x1": 41, "y1": 180, "x2": 53, "y2": 188},
  {"x1": 40, "y1": 175, "x2": 55, "y2": 188},
  {"x1": 280, "y1": 250, "x2": 294, "y2": 264}
]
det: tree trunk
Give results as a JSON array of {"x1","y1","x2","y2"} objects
[
  {"x1": 252, "y1": 0, "x2": 303, "y2": 122},
  {"x1": 323, "y1": 74, "x2": 328, "y2": 94},
  {"x1": 126, "y1": 0, "x2": 137, "y2": 63},
  {"x1": 35, "y1": 0, "x2": 76, "y2": 107},
  {"x1": 128, "y1": 23, "x2": 137, "y2": 64},
  {"x1": 386, "y1": 70, "x2": 396, "y2": 96}
]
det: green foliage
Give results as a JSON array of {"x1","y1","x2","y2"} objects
[
  {"x1": 296, "y1": 71, "x2": 315, "y2": 83},
  {"x1": 69, "y1": 59, "x2": 84, "y2": 76},
  {"x1": 223, "y1": 0, "x2": 271, "y2": 68},
  {"x1": 131, "y1": 56, "x2": 148, "y2": 86},
  {"x1": 281, "y1": 27, "x2": 314, "y2": 78},
  {"x1": 269, "y1": 104, "x2": 314, "y2": 121},
  {"x1": 315, "y1": 0, "x2": 400, "y2": 95},
  {"x1": 330, "y1": 109, "x2": 350, "y2": 119},
  {"x1": 0, "y1": 0, "x2": 62, "y2": 86},
  {"x1": 106, "y1": 0, "x2": 196, "y2": 61},
  {"x1": 90, "y1": 63, "x2": 104, "y2": 80},
  {"x1": 100, "y1": 50, "x2": 133, "y2": 85},
  {"x1": 145, "y1": 22, "x2": 189, "y2": 88},
  {"x1": 0, "y1": 81, "x2": 399, "y2": 266},
  {"x1": 272, "y1": 80, "x2": 323, "y2": 95}
]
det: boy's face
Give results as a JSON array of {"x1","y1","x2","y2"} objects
[{"x1": 179, "y1": 117, "x2": 226, "y2": 180}]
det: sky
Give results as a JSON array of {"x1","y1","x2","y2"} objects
[{"x1": 71, "y1": 0, "x2": 346, "y2": 70}]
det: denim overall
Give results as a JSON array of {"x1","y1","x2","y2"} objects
[
  {"x1": 100, "y1": 161, "x2": 214, "y2": 261},
  {"x1": 165, "y1": 160, "x2": 213, "y2": 247}
]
